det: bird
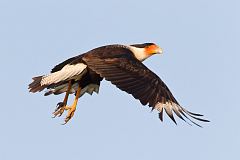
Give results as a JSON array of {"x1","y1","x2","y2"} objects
[{"x1": 28, "y1": 43, "x2": 209, "y2": 126}]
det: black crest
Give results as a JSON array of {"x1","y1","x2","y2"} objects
[{"x1": 130, "y1": 43, "x2": 155, "y2": 48}]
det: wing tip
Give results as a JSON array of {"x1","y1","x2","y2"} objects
[{"x1": 155, "y1": 102, "x2": 209, "y2": 127}]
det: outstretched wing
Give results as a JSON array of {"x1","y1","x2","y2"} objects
[{"x1": 83, "y1": 52, "x2": 209, "y2": 126}]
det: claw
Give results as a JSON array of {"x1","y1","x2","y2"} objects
[
  {"x1": 55, "y1": 102, "x2": 64, "y2": 111},
  {"x1": 64, "y1": 107, "x2": 76, "y2": 124},
  {"x1": 55, "y1": 83, "x2": 81, "y2": 125},
  {"x1": 61, "y1": 85, "x2": 81, "y2": 124},
  {"x1": 52, "y1": 81, "x2": 73, "y2": 119},
  {"x1": 52, "y1": 102, "x2": 67, "y2": 118}
]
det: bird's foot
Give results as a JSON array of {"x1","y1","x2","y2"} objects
[
  {"x1": 62, "y1": 105, "x2": 76, "y2": 125},
  {"x1": 52, "y1": 102, "x2": 67, "y2": 118}
]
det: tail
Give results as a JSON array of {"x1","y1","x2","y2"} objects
[{"x1": 28, "y1": 76, "x2": 46, "y2": 93}]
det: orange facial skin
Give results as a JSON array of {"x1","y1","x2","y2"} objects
[{"x1": 145, "y1": 44, "x2": 162, "y2": 55}]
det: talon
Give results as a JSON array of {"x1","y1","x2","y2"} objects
[
  {"x1": 62, "y1": 84, "x2": 81, "y2": 124},
  {"x1": 64, "y1": 107, "x2": 76, "y2": 124},
  {"x1": 52, "y1": 102, "x2": 67, "y2": 118},
  {"x1": 55, "y1": 102, "x2": 64, "y2": 111},
  {"x1": 52, "y1": 80, "x2": 73, "y2": 118}
]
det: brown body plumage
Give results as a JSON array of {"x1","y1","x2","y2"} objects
[{"x1": 29, "y1": 43, "x2": 209, "y2": 126}]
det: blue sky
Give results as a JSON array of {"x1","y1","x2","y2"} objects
[{"x1": 0, "y1": 0, "x2": 239, "y2": 159}]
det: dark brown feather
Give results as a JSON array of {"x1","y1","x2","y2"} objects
[
  {"x1": 51, "y1": 54, "x2": 85, "y2": 73},
  {"x1": 51, "y1": 56, "x2": 79, "y2": 73},
  {"x1": 28, "y1": 76, "x2": 46, "y2": 93},
  {"x1": 82, "y1": 46, "x2": 209, "y2": 126}
]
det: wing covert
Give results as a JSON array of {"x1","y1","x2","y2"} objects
[{"x1": 83, "y1": 54, "x2": 209, "y2": 126}]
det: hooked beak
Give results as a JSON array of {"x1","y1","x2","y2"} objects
[{"x1": 157, "y1": 47, "x2": 163, "y2": 54}]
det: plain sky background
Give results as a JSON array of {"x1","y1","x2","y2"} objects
[{"x1": 0, "y1": 0, "x2": 239, "y2": 159}]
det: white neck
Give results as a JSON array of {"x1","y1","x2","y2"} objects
[{"x1": 128, "y1": 46, "x2": 150, "y2": 61}]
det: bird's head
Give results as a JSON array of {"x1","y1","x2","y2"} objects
[{"x1": 129, "y1": 43, "x2": 163, "y2": 61}]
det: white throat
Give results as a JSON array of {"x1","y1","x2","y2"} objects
[{"x1": 128, "y1": 46, "x2": 150, "y2": 62}]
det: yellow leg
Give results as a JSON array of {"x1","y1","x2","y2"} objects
[
  {"x1": 63, "y1": 85, "x2": 81, "y2": 124},
  {"x1": 62, "y1": 81, "x2": 72, "y2": 104},
  {"x1": 52, "y1": 81, "x2": 72, "y2": 117}
]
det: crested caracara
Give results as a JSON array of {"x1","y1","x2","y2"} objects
[{"x1": 28, "y1": 43, "x2": 209, "y2": 126}]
